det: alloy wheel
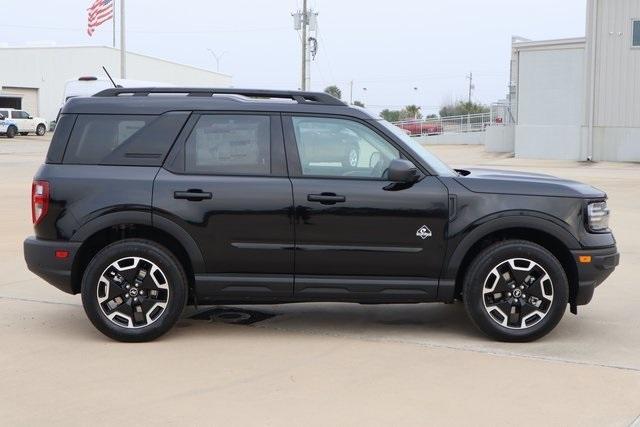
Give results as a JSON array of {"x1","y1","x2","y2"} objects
[
  {"x1": 482, "y1": 258, "x2": 554, "y2": 329},
  {"x1": 348, "y1": 148, "x2": 358, "y2": 167},
  {"x1": 97, "y1": 257, "x2": 170, "y2": 329}
]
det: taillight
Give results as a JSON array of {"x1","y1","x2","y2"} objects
[{"x1": 31, "y1": 180, "x2": 50, "y2": 225}]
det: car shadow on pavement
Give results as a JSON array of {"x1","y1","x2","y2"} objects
[{"x1": 183, "y1": 302, "x2": 482, "y2": 341}]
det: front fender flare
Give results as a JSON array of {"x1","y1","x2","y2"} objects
[{"x1": 442, "y1": 213, "x2": 580, "y2": 282}]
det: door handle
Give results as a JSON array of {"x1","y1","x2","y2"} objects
[
  {"x1": 174, "y1": 190, "x2": 213, "y2": 201},
  {"x1": 307, "y1": 193, "x2": 346, "y2": 205}
]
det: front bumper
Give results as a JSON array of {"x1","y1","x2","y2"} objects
[
  {"x1": 23, "y1": 236, "x2": 81, "y2": 294},
  {"x1": 571, "y1": 246, "x2": 619, "y2": 306}
]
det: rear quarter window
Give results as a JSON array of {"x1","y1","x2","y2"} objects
[{"x1": 62, "y1": 112, "x2": 189, "y2": 166}]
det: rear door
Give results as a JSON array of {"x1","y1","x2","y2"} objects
[{"x1": 154, "y1": 113, "x2": 294, "y2": 303}]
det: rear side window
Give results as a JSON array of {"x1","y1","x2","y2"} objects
[
  {"x1": 46, "y1": 114, "x2": 77, "y2": 164},
  {"x1": 185, "y1": 115, "x2": 271, "y2": 175},
  {"x1": 63, "y1": 112, "x2": 189, "y2": 166}
]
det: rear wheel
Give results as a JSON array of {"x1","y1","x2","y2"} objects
[
  {"x1": 36, "y1": 124, "x2": 46, "y2": 136},
  {"x1": 6, "y1": 126, "x2": 17, "y2": 139},
  {"x1": 463, "y1": 240, "x2": 568, "y2": 342},
  {"x1": 81, "y1": 239, "x2": 188, "y2": 342}
]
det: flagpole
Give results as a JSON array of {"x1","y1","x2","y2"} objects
[
  {"x1": 120, "y1": 0, "x2": 126, "y2": 78},
  {"x1": 112, "y1": 0, "x2": 116, "y2": 48}
]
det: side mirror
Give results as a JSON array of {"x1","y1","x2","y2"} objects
[
  {"x1": 28, "y1": 116, "x2": 33, "y2": 119},
  {"x1": 387, "y1": 159, "x2": 421, "y2": 183}
]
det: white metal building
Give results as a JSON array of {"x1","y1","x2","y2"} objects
[
  {"x1": 0, "y1": 46, "x2": 232, "y2": 125},
  {"x1": 510, "y1": 0, "x2": 640, "y2": 162}
]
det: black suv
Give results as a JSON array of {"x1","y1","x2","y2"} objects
[{"x1": 24, "y1": 88, "x2": 619, "y2": 342}]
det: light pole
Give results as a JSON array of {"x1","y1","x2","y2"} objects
[{"x1": 207, "y1": 49, "x2": 228, "y2": 73}]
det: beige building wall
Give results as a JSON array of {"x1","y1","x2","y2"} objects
[
  {"x1": 0, "y1": 46, "x2": 232, "y2": 124},
  {"x1": 586, "y1": 0, "x2": 640, "y2": 161}
]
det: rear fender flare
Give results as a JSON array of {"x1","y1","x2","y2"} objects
[{"x1": 71, "y1": 211, "x2": 205, "y2": 274}]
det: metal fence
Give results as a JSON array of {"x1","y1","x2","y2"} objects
[{"x1": 392, "y1": 102, "x2": 514, "y2": 136}]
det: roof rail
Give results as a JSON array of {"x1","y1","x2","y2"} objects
[{"x1": 93, "y1": 87, "x2": 347, "y2": 106}]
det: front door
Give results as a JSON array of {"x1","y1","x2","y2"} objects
[
  {"x1": 154, "y1": 113, "x2": 294, "y2": 303},
  {"x1": 284, "y1": 115, "x2": 449, "y2": 302}
]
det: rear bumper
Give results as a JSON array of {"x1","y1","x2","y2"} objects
[
  {"x1": 571, "y1": 246, "x2": 620, "y2": 306},
  {"x1": 23, "y1": 236, "x2": 81, "y2": 294}
]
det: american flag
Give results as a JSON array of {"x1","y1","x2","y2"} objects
[{"x1": 87, "y1": 0, "x2": 114, "y2": 36}]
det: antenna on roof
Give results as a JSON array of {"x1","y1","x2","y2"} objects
[{"x1": 102, "y1": 66, "x2": 120, "y2": 88}]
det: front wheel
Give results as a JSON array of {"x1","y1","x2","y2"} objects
[
  {"x1": 36, "y1": 124, "x2": 46, "y2": 136},
  {"x1": 463, "y1": 240, "x2": 568, "y2": 342},
  {"x1": 81, "y1": 239, "x2": 188, "y2": 342}
]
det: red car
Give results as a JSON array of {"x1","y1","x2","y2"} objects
[{"x1": 397, "y1": 120, "x2": 442, "y2": 136}]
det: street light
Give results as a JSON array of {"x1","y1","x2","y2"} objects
[{"x1": 207, "y1": 49, "x2": 228, "y2": 73}]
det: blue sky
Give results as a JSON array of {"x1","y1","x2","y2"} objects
[{"x1": 1, "y1": 0, "x2": 587, "y2": 115}]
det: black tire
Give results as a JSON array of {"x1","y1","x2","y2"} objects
[
  {"x1": 36, "y1": 124, "x2": 46, "y2": 136},
  {"x1": 20, "y1": 132, "x2": 29, "y2": 136},
  {"x1": 81, "y1": 239, "x2": 188, "y2": 342},
  {"x1": 463, "y1": 240, "x2": 568, "y2": 342},
  {"x1": 6, "y1": 126, "x2": 17, "y2": 139}
]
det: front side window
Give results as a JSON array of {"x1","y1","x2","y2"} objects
[
  {"x1": 63, "y1": 115, "x2": 155, "y2": 164},
  {"x1": 291, "y1": 116, "x2": 400, "y2": 179},
  {"x1": 12, "y1": 111, "x2": 29, "y2": 119},
  {"x1": 0, "y1": 110, "x2": 8, "y2": 119},
  {"x1": 185, "y1": 115, "x2": 271, "y2": 175},
  {"x1": 633, "y1": 20, "x2": 640, "y2": 47}
]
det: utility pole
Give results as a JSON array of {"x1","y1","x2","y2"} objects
[
  {"x1": 301, "y1": 0, "x2": 307, "y2": 90},
  {"x1": 120, "y1": 0, "x2": 126, "y2": 78},
  {"x1": 466, "y1": 72, "x2": 474, "y2": 103},
  {"x1": 292, "y1": 1, "x2": 318, "y2": 91}
]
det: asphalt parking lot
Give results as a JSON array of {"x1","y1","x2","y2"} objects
[{"x1": 1, "y1": 135, "x2": 639, "y2": 426}]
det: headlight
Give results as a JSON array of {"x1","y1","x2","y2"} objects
[{"x1": 587, "y1": 201, "x2": 610, "y2": 232}]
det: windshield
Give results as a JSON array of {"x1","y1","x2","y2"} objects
[{"x1": 376, "y1": 119, "x2": 456, "y2": 177}]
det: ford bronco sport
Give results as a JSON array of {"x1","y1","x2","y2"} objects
[{"x1": 24, "y1": 88, "x2": 619, "y2": 342}]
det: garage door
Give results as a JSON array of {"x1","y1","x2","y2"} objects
[{"x1": 0, "y1": 87, "x2": 39, "y2": 116}]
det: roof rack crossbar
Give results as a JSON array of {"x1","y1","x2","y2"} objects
[{"x1": 93, "y1": 87, "x2": 346, "y2": 106}]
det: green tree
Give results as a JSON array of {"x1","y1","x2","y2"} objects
[
  {"x1": 400, "y1": 105, "x2": 422, "y2": 120},
  {"x1": 380, "y1": 109, "x2": 402, "y2": 122},
  {"x1": 439, "y1": 101, "x2": 489, "y2": 117},
  {"x1": 324, "y1": 85, "x2": 342, "y2": 100},
  {"x1": 353, "y1": 100, "x2": 365, "y2": 107}
]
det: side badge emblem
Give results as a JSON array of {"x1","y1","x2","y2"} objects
[{"x1": 416, "y1": 225, "x2": 432, "y2": 240}]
